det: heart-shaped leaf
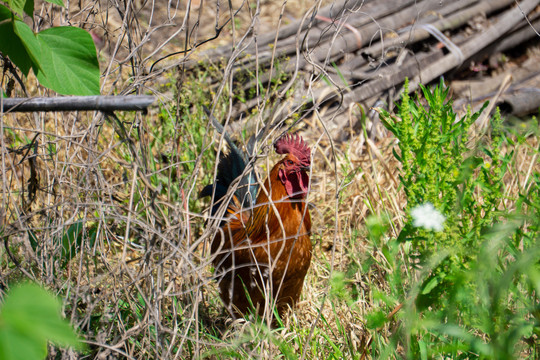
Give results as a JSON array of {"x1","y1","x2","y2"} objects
[{"x1": 36, "y1": 26, "x2": 100, "y2": 95}]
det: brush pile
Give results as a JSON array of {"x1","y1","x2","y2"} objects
[{"x1": 192, "y1": 0, "x2": 540, "y2": 140}]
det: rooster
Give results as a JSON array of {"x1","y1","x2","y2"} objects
[{"x1": 201, "y1": 124, "x2": 312, "y2": 319}]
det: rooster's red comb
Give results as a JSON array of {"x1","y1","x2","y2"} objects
[{"x1": 274, "y1": 133, "x2": 311, "y2": 167}]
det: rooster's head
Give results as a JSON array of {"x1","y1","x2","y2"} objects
[{"x1": 274, "y1": 134, "x2": 311, "y2": 199}]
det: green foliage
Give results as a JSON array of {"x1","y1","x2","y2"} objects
[
  {"x1": 329, "y1": 271, "x2": 350, "y2": 304},
  {"x1": 0, "y1": 283, "x2": 83, "y2": 360},
  {"x1": 58, "y1": 221, "x2": 96, "y2": 267},
  {"x1": 364, "y1": 79, "x2": 540, "y2": 359},
  {"x1": 0, "y1": 0, "x2": 99, "y2": 95},
  {"x1": 380, "y1": 78, "x2": 512, "y2": 307},
  {"x1": 28, "y1": 221, "x2": 97, "y2": 271},
  {"x1": 33, "y1": 27, "x2": 100, "y2": 94}
]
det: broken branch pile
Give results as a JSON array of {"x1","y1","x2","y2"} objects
[{"x1": 194, "y1": 0, "x2": 540, "y2": 140}]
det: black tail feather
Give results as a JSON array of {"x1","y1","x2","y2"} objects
[{"x1": 201, "y1": 107, "x2": 259, "y2": 217}]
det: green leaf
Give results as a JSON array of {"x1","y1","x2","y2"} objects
[
  {"x1": 421, "y1": 276, "x2": 439, "y2": 295},
  {"x1": 27, "y1": 230, "x2": 38, "y2": 251},
  {"x1": 366, "y1": 310, "x2": 387, "y2": 329},
  {"x1": 456, "y1": 156, "x2": 483, "y2": 184},
  {"x1": 0, "y1": 283, "x2": 83, "y2": 360},
  {"x1": 5, "y1": 0, "x2": 28, "y2": 17},
  {"x1": 12, "y1": 18, "x2": 43, "y2": 72},
  {"x1": 60, "y1": 221, "x2": 84, "y2": 266},
  {"x1": 36, "y1": 26, "x2": 100, "y2": 95},
  {"x1": 418, "y1": 339, "x2": 428, "y2": 360},
  {"x1": 0, "y1": 7, "x2": 8, "y2": 22},
  {"x1": 23, "y1": 0, "x2": 33, "y2": 16},
  {"x1": 44, "y1": 0, "x2": 64, "y2": 6},
  {"x1": 381, "y1": 244, "x2": 394, "y2": 267},
  {"x1": 0, "y1": 326, "x2": 46, "y2": 360},
  {"x1": 392, "y1": 147, "x2": 401, "y2": 162},
  {"x1": 6, "y1": 0, "x2": 34, "y2": 17},
  {"x1": 0, "y1": 7, "x2": 34, "y2": 75},
  {"x1": 329, "y1": 271, "x2": 350, "y2": 302}
]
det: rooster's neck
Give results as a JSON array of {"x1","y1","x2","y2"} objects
[{"x1": 246, "y1": 164, "x2": 310, "y2": 240}]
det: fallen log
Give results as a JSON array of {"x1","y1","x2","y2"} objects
[
  {"x1": 190, "y1": 0, "x2": 540, "y2": 141},
  {"x1": 452, "y1": 51, "x2": 540, "y2": 98},
  {"x1": 453, "y1": 55, "x2": 540, "y2": 117},
  {"x1": 408, "y1": 0, "x2": 540, "y2": 92},
  {"x1": 237, "y1": 0, "x2": 477, "y2": 110},
  {"x1": 498, "y1": 87, "x2": 540, "y2": 116},
  {"x1": 305, "y1": 0, "x2": 540, "y2": 125},
  {"x1": 360, "y1": 0, "x2": 514, "y2": 60}
]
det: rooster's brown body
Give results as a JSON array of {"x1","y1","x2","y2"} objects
[{"x1": 202, "y1": 131, "x2": 312, "y2": 318}]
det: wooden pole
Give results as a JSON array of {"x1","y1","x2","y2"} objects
[{"x1": 1, "y1": 95, "x2": 155, "y2": 113}]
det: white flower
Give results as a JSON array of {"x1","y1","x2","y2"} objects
[{"x1": 410, "y1": 203, "x2": 446, "y2": 232}]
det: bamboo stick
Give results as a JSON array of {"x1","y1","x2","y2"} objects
[{"x1": 1, "y1": 96, "x2": 155, "y2": 113}]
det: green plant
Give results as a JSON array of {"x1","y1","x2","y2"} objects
[
  {"x1": 380, "y1": 79, "x2": 511, "y2": 307},
  {"x1": 0, "y1": 0, "x2": 99, "y2": 95},
  {"x1": 28, "y1": 221, "x2": 97, "y2": 273},
  {"x1": 0, "y1": 283, "x2": 83, "y2": 359},
  {"x1": 362, "y1": 79, "x2": 540, "y2": 359}
]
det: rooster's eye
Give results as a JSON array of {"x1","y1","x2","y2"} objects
[{"x1": 286, "y1": 160, "x2": 294, "y2": 166}]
